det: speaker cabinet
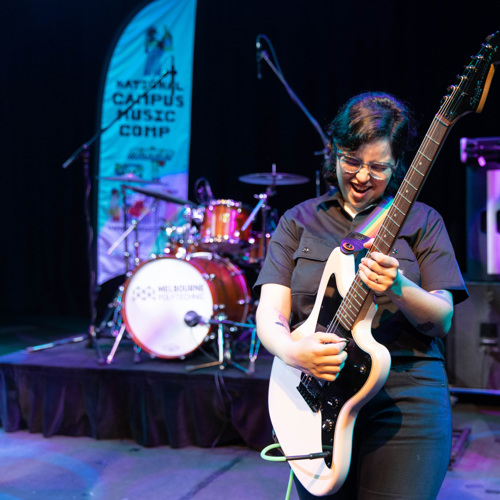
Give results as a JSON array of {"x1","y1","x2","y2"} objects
[
  {"x1": 447, "y1": 282, "x2": 500, "y2": 389},
  {"x1": 462, "y1": 136, "x2": 500, "y2": 281}
]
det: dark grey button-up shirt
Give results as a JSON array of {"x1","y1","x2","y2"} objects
[{"x1": 255, "y1": 190, "x2": 468, "y2": 360}]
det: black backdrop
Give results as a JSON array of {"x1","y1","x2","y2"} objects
[{"x1": 1, "y1": 0, "x2": 499, "y2": 321}]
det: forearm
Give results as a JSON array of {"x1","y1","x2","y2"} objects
[
  {"x1": 385, "y1": 272, "x2": 454, "y2": 338},
  {"x1": 256, "y1": 303, "x2": 295, "y2": 362}
]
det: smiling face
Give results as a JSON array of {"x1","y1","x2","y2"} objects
[{"x1": 337, "y1": 139, "x2": 395, "y2": 214}]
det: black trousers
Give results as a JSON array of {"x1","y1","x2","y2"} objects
[{"x1": 294, "y1": 358, "x2": 452, "y2": 500}]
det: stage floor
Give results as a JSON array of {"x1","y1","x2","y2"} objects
[{"x1": 1, "y1": 316, "x2": 499, "y2": 499}]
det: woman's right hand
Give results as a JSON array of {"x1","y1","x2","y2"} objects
[
  {"x1": 256, "y1": 284, "x2": 348, "y2": 382},
  {"x1": 286, "y1": 331, "x2": 348, "y2": 381}
]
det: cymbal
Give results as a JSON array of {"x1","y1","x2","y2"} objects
[
  {"x1": 238, "y1": 172, "x2": 310, "y2": 185},
  {"x1": 97, "y1": 174, "x2": 159, "y2": 184},
  {"x1": 125, "y1": 185, "x2": 197, "y2": 207}
]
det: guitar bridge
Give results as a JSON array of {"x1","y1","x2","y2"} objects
[{"x1": 297, "y1": 373, "x2": 324, "y2": 413}]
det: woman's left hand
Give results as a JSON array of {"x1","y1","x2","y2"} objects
[{"x1": 358, "y1": 240, "x2": 400, "y2": 293}]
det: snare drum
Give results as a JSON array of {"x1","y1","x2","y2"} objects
[
  {"x1": 120, "y1": 253, "x2": 250, "y2": 358},
  {"x1": 199, "y1": 199, "x2": 251, "y2": 253}
]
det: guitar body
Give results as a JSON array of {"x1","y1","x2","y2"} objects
[{"x1": 268, "y1": 247, "x2": 391, "y2": 496}]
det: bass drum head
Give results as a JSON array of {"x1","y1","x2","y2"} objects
[{"x1": 121, "y1": 257, "x2": 215, "y2": 359}]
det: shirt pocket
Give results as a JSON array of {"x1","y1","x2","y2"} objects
[
  {"x1": 391, "y1": 239, "x2": 421, "y2": 286},
  {"x1": 291, "y1": 236, "x2": 337, "y2": 295}
]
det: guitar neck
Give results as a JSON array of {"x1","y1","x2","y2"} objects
[
  {"x1": 334, "y1": 31, "x2": 500, "y2": 333},
  {"x1": 336, "y1": 114, "x2": 451, "y2": 332}
]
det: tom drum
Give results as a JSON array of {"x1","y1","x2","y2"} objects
[{"x1": 199, "y1": 199, "x2": 251, "y2": 253}]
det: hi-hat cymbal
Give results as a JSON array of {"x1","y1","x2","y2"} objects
[
  {"x1": 97, "y1": 173, "x2": 159, "y2": 184},
  {"x1": 124, "y1": 185, "x2": 197, "y2": 207},
  {"x1": 238, "y1": 172, "x2": 310, "y2": 185}
]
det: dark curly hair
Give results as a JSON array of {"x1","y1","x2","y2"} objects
[{"x1": 323, "y1": 92, "x2": 418, "y2": 195}]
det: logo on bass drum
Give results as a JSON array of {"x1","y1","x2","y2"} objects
[
  {"x1": 129, "y1": 283, "x2": 206, "y2": 302},
  {"x1": 130, "y1": 286, "x2": 156, "y2": 301}
]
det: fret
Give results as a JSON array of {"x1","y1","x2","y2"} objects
[
  {"x1": 399, "y1": 192, "x2": 412, "y2": 204},
  {"x1": 347, "y1": 293, "x2": 362, "y2": 308},
  {"x1": 374, "y1": 239, "x2": 390, "y2": 251},
  {"x1": 394, "y1": 204, "x2": 405, "y2": 216},
  {"x1": 411, "y1": 164, "x2": 426, "y2": 177},
  {"x1": 380, "y1": 225, "x2": 395, "y2": 238},
  {"x1": 352, "y1": 281, "x2": 368, "y2": 301},
  {"x1": 434, "y1": 116, "x2": 449, "y2": 127},
  {"x1": 338, "y1": 317, "x2": 352, "y2": 331},
  {"x1": 425, "y1": 134, "x2": 440, "y2": 146},
  {"x1": 340, "y1": 306, "x2": 357, "y2": 324},
  {"x1": 346, "y1": 288, "x2": 361, "y2": 305},
  {"x1": 403, "y1": 178, "x2": 418, "y2": 191},
  {"x1": 349, "y1": 287, "x2": 364, "y2": 305},
  {"x1": 344, "y1": 297, "x2": 357, "y2": 312},
  {"x1": 386, "y1": 214, "x2": 401, "y2": 228},
  {"x1": 417, "y1": 151, "x2": 432, "y2": 163}
]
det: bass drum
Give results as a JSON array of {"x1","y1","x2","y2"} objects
[{"x1": 121, "y1": 253, "x2": 251, "y2": 359}]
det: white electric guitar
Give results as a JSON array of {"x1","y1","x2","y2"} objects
[{"x1": 268, "y1": 32, "x2": 500, "y2": 496}]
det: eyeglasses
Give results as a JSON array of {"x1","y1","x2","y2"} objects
[{"x1": 336, "y1": 150, "x2": 397, "y2": 180}]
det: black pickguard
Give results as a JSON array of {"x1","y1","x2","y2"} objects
[{"x1": 297, "y1": 271, "x2": 372, "y2": 468}]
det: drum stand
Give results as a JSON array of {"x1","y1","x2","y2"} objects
[
  {"x1": 240, "y1": 170, "x2": 279, "y2": 266},
  {"x1": 185, "y1": 315, "x2": 260, "y2": 376},
  {"x1": 95, "y1": 198, "x2": 155, "y2": 365}
]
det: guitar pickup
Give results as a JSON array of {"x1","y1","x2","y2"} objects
[{"x1": 297, "y1": 373, "x2": 324, "y2": 413}]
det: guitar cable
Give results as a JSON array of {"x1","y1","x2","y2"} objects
[
  {"x1": 260, "y1": 443, "x2": 295, "y2": 500},
  {"x1": 260, "y1": 442, "x2": 333, "y2": 500}
]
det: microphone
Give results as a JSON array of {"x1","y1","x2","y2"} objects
[
  {"x1": 184, "y1": 311, "x2": 202, "y2": 327},
  {"x1": 194, "y1": 177, "x2": 215, "y2": 204},
  {"x1": 205, "y1": 180, "x2": 214, "y2": 201},
  {"x1": 256, "y1": 38, "x2": 262, "y2": 79}
]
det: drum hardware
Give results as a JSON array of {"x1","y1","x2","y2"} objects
[
  {"x1": 98, "y1": 183, "x2": 204, "y2": 364},
  {"x1": 124, "y1": 184, "x2": 202, "y2": 259},
  {"x1": 96, "y1": 174, "x2": 160, "y2": 184},
  {"x1": 161, "y1": 206, "x2": 203, "y2": 258},
  {"x1": 105, "y1": 322, "x2": 142, "y2": 365},
  {"x1": 125, "y1": 184, "x2": 199, "y2": 208},
  {"x1": 91, "y1": 286, "x2": 142, "y2": 366},
  {"x1": 238, "y1": 163, "x2": 286, "y2": 265},
  {"x1": 107, "y1": 203, "x2": 153, "y2": 261},
  {"x1": 183, "y1": 312, "x2": 260, "y2": 375},
  {"x1": 238, "y1": 171, "x2": 309, "y2": 186},
  {"x1": 92, "y1": 283, "x2": 142, "y2": 365}
]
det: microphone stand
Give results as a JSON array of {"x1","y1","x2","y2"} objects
[
  {"x1": 55, "y1": 59, "x2": 177, "y2": 363},
  {"x1": 27, "y1": 144, "x2": 106, "y2": 361},
  {"x1": 256, "y1": 34, "x2": 330, "y2": 164},
  {"x1": 185, "y1": 315, "x2": 259, "y2": 376}
]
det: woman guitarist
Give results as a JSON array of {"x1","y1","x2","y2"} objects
[{"x1": 255, "y1": 91, "x2": 468, "y2": 499}]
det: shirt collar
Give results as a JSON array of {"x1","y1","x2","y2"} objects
[{"x1": 315, "y1": 188, "x2": 381, "y2": 218}]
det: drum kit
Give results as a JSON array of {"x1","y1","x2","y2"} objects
[{"x1": 95, "y1": 166, "x2": 309, "y2": 374}]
